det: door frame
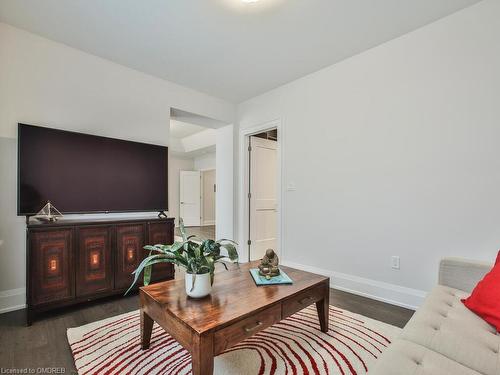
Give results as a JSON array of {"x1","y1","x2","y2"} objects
[{"x1": 238, "y1": 119, "x2": 283, "y2": 263}]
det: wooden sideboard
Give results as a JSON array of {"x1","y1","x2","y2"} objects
[{"x1": 26, "y1": 216, "x2": 175, "y2": 325}]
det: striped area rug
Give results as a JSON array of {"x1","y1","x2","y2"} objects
[{"x1": 67, "y1": 305, "x2": 400, "y2": 375}]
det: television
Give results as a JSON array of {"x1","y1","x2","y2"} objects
[{"x1": 18, "y1": 123, "x2": 168, "y2": 215}]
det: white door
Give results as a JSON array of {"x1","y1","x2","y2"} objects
[
  {"x1": 180, "y1": 170, "x2": 201, "y2": 227},
  {"x1": 249, "y1": 136, "x2": 278, "y2": 261}
]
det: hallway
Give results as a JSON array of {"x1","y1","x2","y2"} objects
[{"x1": 175, "y1": 225, "x2": 216, "y2": 240}]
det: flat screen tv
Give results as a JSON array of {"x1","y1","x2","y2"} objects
[{"x1": 18, "y1": 123, "x2": 168, "y2": 215}]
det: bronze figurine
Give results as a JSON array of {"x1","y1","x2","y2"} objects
[{"x1": 258, "y1": 249, "x2": 280, "y2": 279}]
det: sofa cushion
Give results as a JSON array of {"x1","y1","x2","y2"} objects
[
  {"x1": 462, "y1": 252, "x2": 500, "y2": 332},
  {"x1": 400, "y1": 285, "x2": 500, "y2": 375},
  {"x1": 369, "y1": 339, "x2": 482, "y2": 375}
]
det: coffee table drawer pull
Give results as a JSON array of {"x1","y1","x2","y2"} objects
[
  {"x1": 299, "y1": 296, "x2": 313, "y2": 304},
  {"x1": 244, "y1": 321, "x2": 263, "y2": 332},
  {"x1": 282, "y1": 284, "x2": 327, "y2": 318},
  {"x1": 214, "y1": 304, "x2": 281, "y2": 355}
]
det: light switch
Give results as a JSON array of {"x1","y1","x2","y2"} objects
[{"x1": 391, "y1": 256, "x2": 400, "y2": 270}]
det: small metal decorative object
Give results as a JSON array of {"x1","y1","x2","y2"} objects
[
  {"x1": 33, "y1": 201, "x2": 63, "y2": 222},
  {"x1": 258, "y1": 249, "x2": 280, "y2": 280}
]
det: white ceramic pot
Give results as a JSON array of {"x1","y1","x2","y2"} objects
[{"x1": 185, "y1": 272, "x2": 212, "y2": 298}]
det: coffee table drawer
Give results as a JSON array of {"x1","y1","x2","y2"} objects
[
  {"x1": 282, "y1": 285, "x2": 325, "y2": 318},
  {"x1": 214, "y1": 303, "x2": 281, "y2": 355}
]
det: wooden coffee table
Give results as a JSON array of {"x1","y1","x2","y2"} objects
[{"x1": 139, "y1": 261, "x2": 330, "y2": 375}]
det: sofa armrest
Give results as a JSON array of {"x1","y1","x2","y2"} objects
[{"x1": 438, "y1": 257, "x2": 492, "y2": 293}]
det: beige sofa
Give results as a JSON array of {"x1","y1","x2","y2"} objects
[{"x1": 371, "y1": 258, "x2": 499, "y2": 375}]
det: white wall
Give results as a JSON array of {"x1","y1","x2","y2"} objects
[
  {"x1": 237, "y1": 0, "x2": 500, "y2": 308},
  {"x1": 0, "y1": 22, "x2": 235, "y2": 313},
  {"x1": 182, "y1": 129, "x2": 216, "y2": 153},
  {"x1": 168, "y1": 137, "x2": 185, "y2": 154},
  {"x1": 169, "y1": 155, "x2": 195, "y2": 227},
  {"x1": 216, "y1": 125, "x2": 234, "y2": 241},
  {"x1": 0, "y1": 23, "x2": 234, "y2": 142},
  {"x1": 194, "y1": 152, "x2": 216, "y2": 171}
]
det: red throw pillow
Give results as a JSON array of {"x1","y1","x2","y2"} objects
[{"x1": 462, "y1": 252, "x2": 500, "y2": 332}]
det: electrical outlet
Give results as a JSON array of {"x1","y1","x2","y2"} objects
[{"x1": 391, "y1": 256, "x2": 400, "y2": 270}]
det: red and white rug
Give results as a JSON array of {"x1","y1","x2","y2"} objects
[{"x1": 67, "y1": 305, "x2": 400, "y2": 375}]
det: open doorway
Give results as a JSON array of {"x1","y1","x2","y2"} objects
[
  {"x1": 169, "y1": 112, "x2": 218, "y2": 240},
  {"x1": 168, "y1": 108, "x2": 234, "y2": 244},
  {"x1": 178, "y1": 167, "x2": 216, "y2": 239},
  {"x1": 240, "y1": 122, "x2": 281, "y2": 262}
]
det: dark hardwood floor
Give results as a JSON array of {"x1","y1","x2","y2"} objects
[
  {"x1": 0, "y1": 287, "x2": 413, "y2": 373},
  {"x1": 329, "y1": 288, "x2": 414, "y2": 329}
]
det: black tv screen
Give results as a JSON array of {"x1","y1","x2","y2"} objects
[{"x1": 18, "y1": 124, "x2": 168, "y2": 215}]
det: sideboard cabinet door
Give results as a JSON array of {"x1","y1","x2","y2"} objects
[
  {"x1": 115, "y1": 224, "x2": 145, "y2": 290},
  {"x1": 147, "y1": 221, "x2": 174, "y2": 282},
  {"x1": 76, "y1": 226, "x2": 113, "y2": 297},
  {"x1": 29, "y1": 229, "x2": 74, "y2": 306}
]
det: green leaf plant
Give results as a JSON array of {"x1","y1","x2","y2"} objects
[{"x1": 126, "y1": 218, "x2": 239, "y2": 295}]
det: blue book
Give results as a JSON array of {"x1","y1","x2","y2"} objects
[{"x1": 249, "y1": 268, "x2": 293, "y2": 285}]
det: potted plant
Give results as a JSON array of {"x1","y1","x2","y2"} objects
[{"x1": 126, "y1": 218, "x2": 238, "y2": 298}]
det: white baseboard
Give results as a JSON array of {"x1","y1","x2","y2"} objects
[
  {"x1": 283, "y1": 261, "x2": 426, "y2": 310},
  {"x1": 0, "y1": 287, "x2": 26, "y2": 314},
  {"x1": 202, "y1": 220, "x2": 215, "y2": 226}
]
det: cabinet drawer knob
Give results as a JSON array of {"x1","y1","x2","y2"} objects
[
  {"x1": 244, "y1": 321, "x2": 263, "y2": 332},
  {"x1": 49, "y1": 259, "x2": 58, "y2": 271},
  {"x1": 127, "y1": 248, "x2": 135, "y2": 261}
]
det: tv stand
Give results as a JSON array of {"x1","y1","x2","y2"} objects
[{"x1": 26, "y1": 215, "x2": 175, "y2": 325}]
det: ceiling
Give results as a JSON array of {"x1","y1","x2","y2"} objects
[
  {"x1": 169, "y1": 117, "x2": 216, "y2": 158},
  {"x1": 170, "y1": 120, "x2": 207, "y2": 139},
  {"x1": 0, "y1": 0, "x2": 482, "y2": 102}
]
